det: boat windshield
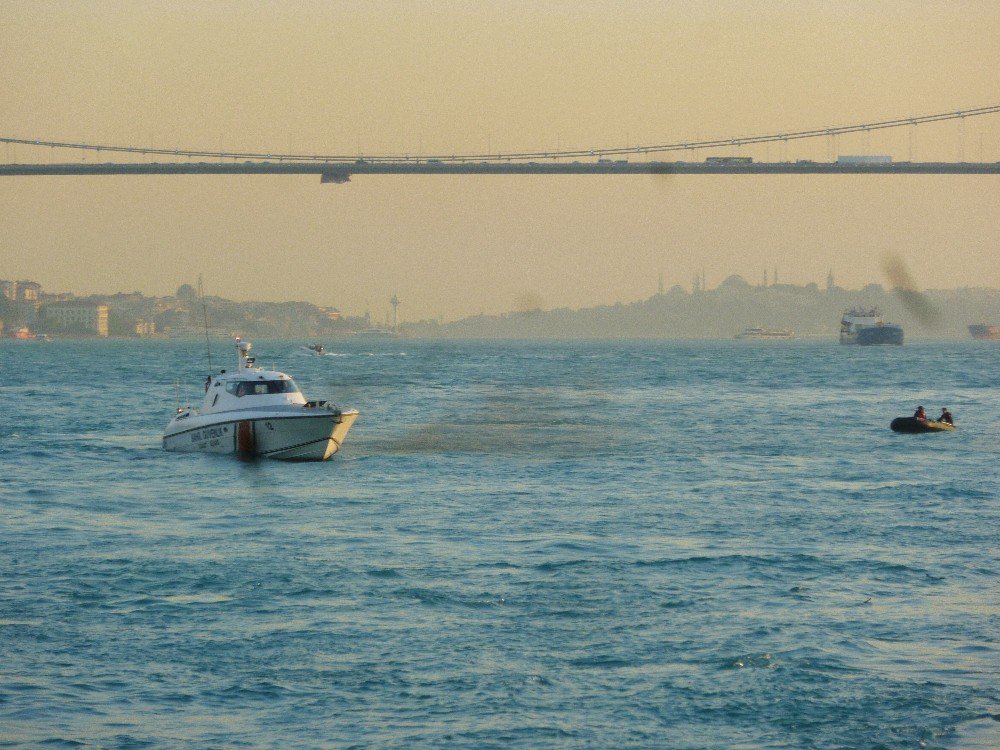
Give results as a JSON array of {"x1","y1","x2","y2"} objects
[{"x1": 226, "y1": 379, "x2": 300, "y2": 397}]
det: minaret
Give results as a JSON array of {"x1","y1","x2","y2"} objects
[
  {"x1": 826, "y1": 269, "x2": 835, "y2": 292},
  {"x1": 390, "y1": 293, "x2": 400, "y2": 330},
  {"x1": 773, "y1": 267, "x2": 778, "y2": 285}
]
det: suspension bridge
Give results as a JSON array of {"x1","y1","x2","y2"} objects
[{"x1": 1, "y1": 105, "x2": 998, "y2": 182}]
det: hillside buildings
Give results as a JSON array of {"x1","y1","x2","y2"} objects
[{"x1": 0, "y1": 280, "x2": 370, "y2": 338}]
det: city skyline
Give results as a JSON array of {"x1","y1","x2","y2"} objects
[
  {"x1": 5, "y1": 269, "x2": 998, "y2": 342},
  {"x1": 5, "y1": 239, "x2": 1000, "y2": 322},
  {"x1": 4, "y1": 270, "x2": 997, "y2": 331}
]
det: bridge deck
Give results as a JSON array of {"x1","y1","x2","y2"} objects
[{"x1": 1, "y1": 161, "x2": 997, "y2": 179}]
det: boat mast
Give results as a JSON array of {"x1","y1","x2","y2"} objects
[
  {"x1": 199, "y1": 274, "x2": 212, "y2": 372},
  {"x1": 235, "y1": 337, "x2": 254, "y2": 370}
]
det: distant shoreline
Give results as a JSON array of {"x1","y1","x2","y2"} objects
[{"x1": 3, "y1": 278, "x2": 997, "y2": 341}]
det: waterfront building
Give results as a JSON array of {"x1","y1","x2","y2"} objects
[
  {"x1": 1, "y1": 280, "x2": 42, "y2": 302},
  {"x1": 15, "y1": 281, "x2": 42, "y2": 301},
  {"x1": 42, "y1": 301, "x2": 109, "y2": 336},
  {"x1": 18, "y1": 281, "x2": 41, "y2": 301},
  {"x1": 2, "y1": 280, "x2": 43, "y2": 329},
  {"x1": 135, "y1": 319, "x2": 157, "y2": 336}
]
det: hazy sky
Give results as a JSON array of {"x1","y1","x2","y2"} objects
[{"x1": 2, "y1": 1, "x2": 998, "y2": 321}]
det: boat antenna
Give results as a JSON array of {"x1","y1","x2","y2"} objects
[{"x1": 198, "y1": 274, "x2": 212, "y2": 371}]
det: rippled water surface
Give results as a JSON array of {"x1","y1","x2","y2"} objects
[{"x1": 1, "y1": 339, "x2": 997, "y2": 749}]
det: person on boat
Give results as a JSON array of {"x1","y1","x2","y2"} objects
[
  {"x1": 939, "y1": 407, "x2": 953, "y2": 425},
  {"x1": 913, "y1": 405, "x2": 927, "y2": 421}
]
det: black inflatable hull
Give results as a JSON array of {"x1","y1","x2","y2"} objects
[{"x1": 890, "y1": 417, "x2": 956, "y2": 433}]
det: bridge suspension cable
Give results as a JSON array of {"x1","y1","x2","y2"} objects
[{"x1": 2, "y1": 104, "x2": 998, "y2": 164}]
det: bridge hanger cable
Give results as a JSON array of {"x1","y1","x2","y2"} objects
[{"x1": 2, "y1": 104, "x2": 998, "y2": 164}]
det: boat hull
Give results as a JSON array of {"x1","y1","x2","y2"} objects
[
  {"x1": 890, "y1": 417, "x2": 955, "y2": 433},
  {"x1": 858, "y1": 326, "x2": 903, "y2": 345},
  {"x1": 842, "y1": 326, "x2": 904, "y2": 345},
  {"x1": 163, "y1": 409, "x2": 359, "y2": 461},
  {"x1": 968, "y1": 325, "x2": 1000, "y2": 340}
]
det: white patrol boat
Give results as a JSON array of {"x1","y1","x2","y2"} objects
[{"x1": 163, "y1": 337, "x2": 358, "y2": 461}]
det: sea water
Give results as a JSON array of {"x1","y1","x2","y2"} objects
[{"x1": 0, "y1": 339, "x2": 997, "y2": 749}]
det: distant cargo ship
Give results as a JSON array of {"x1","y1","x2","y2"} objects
[
  {"x1": 840, "y1": 307, "x2": 903, "y2": 345},
  {"x1": 968, "y1": 324, "x2": 1000, "y2": 340},
  {"x1": 735, "y1": 327, "x2": 794, "y2": 340}
]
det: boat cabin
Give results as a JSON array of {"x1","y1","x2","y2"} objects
[{"x1": 195, "y1": 338, "x2": 309, "y2": 413}]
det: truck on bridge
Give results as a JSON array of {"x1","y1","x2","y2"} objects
[
  {"x1": 837, "y1": 155, "x2": 892, "y2": 165},
  {"x1": 705, "y1": 156, "x2": 753, "y2": 165}
]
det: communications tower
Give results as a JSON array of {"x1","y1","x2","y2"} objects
[{"x1": 390, "y1": 293, "x2": 400, "y2": 330}]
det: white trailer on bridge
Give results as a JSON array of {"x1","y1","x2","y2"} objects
[{"x1": 837, "y1": 155, "x2": 892, "y2": 165}]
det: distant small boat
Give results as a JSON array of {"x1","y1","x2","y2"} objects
[
  {"x1": 890, "y1": 417, "x2": 956, "y2": 433},
  {"x1": 735, "y1": 327, "x2": 794, "y2": 340},
  {"x1": 301, "y1": 343, "x2": 326, "y2": 355},
  {"x1": 968, "y1": 324, "x2": 1000, "y2": 341}
]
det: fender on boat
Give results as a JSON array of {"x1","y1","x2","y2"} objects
[{"x1": 236, "y1": 420, "x2": 256, "y2": 455}]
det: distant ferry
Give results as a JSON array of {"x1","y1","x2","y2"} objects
[
  {"x1": 968, "y1": 324, "x2": 1000, "y2": 340},
  {"x1": 839, "y1": 307, "x2": 903, "y2": 345},
  {"x1": 735, "y1": 327, "x2": 794, "y2": 340},
  {"x1": 354, "y1": 327, "x2": 400, "y2": 339}
]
